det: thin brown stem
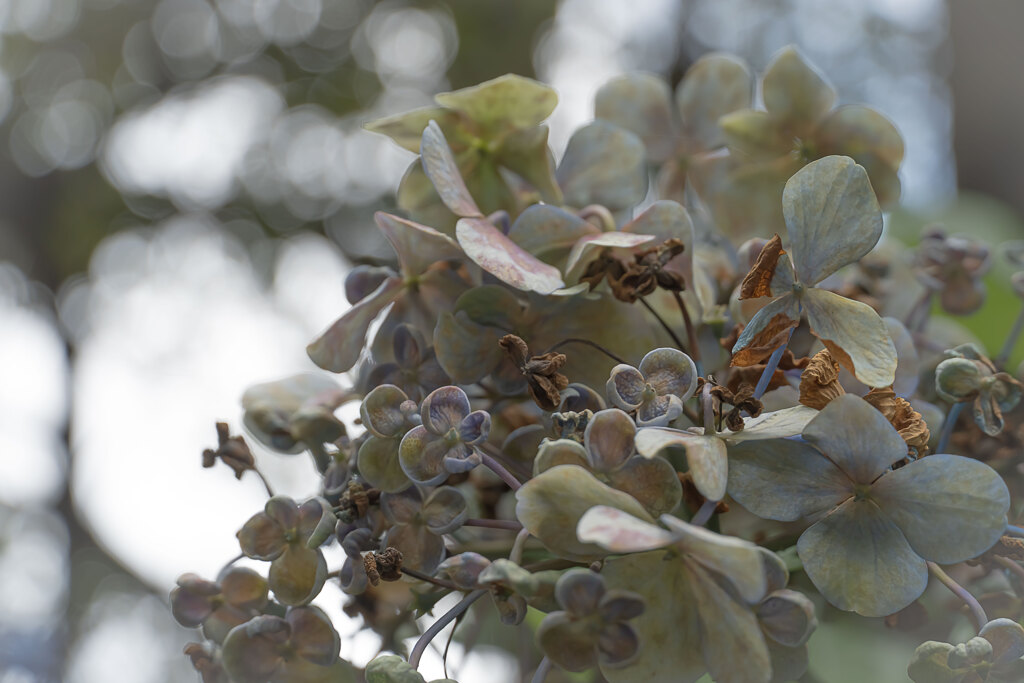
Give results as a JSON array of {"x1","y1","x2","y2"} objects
[
  {"x1": 639, "y1": 296, "x2": 687, "y2": 352},
  {"x1": 928, "y1": 561, "x2": 987, "y2": 633},
  {"x1": 463, "y1": 518, "x2": 524, "y2": 531},
  {"x1": 672, "y1": 290, "x2": 701, "y2": 367},
  {"x1": 478, "y1": 451, "x2": 523, "y2": 491},
  {"x1": 994, "y1": 555, "x2": 1024, "y2": 586},
  {"x1": 401, "y1": 566, "x2": 463, "y2": 591},
  {"x1": 544, "y1": 337, "x2": 629, "y2": 365}
]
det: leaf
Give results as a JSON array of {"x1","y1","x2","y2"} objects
[
  {"x1": 802, "y1": 288, "x2": 897, "y2": 389},
  {"x1": 557, "y1": 120, "x2": 648, "y2": 210},
  {"x1": 802, "y1": 394, "x2": 906, "y2": 485},
  {"x1": 420, "y1": 121, "x2": 481, "y2": 218},
  {"x1": 871, "y1": 453, "x2": 1010, "y2": 564},
  {"x1": 676, "y1": 52, "x2": 753, "y2": 151},
  {"x1": 595, "y1": 72, "x2": 676, "y2": 161},
  {"x1": 761, "y1": 46, "x2": 836, "y2": 133},
  {"x1": 727, "y1": 438, "x2": 851, "y2": 521},
  {"x1": 306, "y1": 277, "x2": 404, "y2": 373},
  {"x1": 515, "y1": 465, "x2": 654, "y2": 561},
  {"x1": 374, "y1": 212, "x2": 463, "y2": 277},
  {"x1": 782, "y1": 155, "x2": 882, "y2": 285},
  {"x1": 456, "y1": 216, "x2": 565, "y2": 294},
  {"x1": 634, "y1": 429, "x2": 727, "y2": 502},
  {"x1": 577, "y1": 505, "x2": 676, "y2": 553},
  {"x1": 797, "y1": 500, "x2": 928, "y2": 617},
  {"x1": 434, "y1": 73, "x2": 557, "y2": 130}
]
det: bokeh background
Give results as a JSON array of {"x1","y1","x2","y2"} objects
[{"x1": 1, "y1": 0, "x2": 1023, "y2": 681}]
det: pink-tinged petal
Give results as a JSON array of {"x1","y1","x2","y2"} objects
[
  {"x1": 507, "y1": 203, "x2": 598, "y2": 258},
  {"x1": 606, "y1": 364, "x2": 646, "y2": 411},
  {"x1": 374, "y1": 212, "x2": 463, "y2": 278},
  {"x1": 585, "y1": 408, "x2": 637, "y2": 472},
  {"x1": 456, "y1": 216, "x2": 565, "y2": 294},
  {"x1": 578, "y1": 505, "x2": 676, "y2": 554},
  {"x1": 420, "y1": 121, "x2": 481, "y2": 218},
  {"x1": 306, "y1": 277, "x2": 404, "y2": 373},
  {"x1": 421, "y1": 385, "x2": 471, "y2": 433}
]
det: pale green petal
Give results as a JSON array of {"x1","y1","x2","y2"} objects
[
  {"x1": 797, "y1": 500, "x2": 928, "y2": 616},
  {"x1": 757, "y1": 589, "x2": 817, "y2": 647},
  {"x1": 494, "y1": 125, "x2": 563, "y2": 203},
  {"x1": 981, "y1": 618, "x2": 1024, "y2": 665},
  {"x1": 720, "y1": 109, "x2": 787, "y2": 159},
  {"x1": 721, "y1": 405, "x2": 818, "y2": 442},
  {"x1": 689, "y1": 561, "x2": 772, "y2": 683},
  {"x1": 601, "y1": 552, "x2": 706, "y2": 683},
  {"x1": 815, "y1": 104, "x2": 904, "y2": 167},
  {"x1": 677, "y1": 52, "x2": 753, "y2": 151},
  {"x1": 307, "y1": 277, "x2": 404, "y2": 373},
  {"x1": 595, "y1": 73, "x2": 676, "y2": 161},
  {"x1": 802, "y1": 394, "x2": 905, "y2": 485},
  {"x1": 534, "y1": 438, "x2": 589, "y2": 475},
  {"x1": 434, "y1": 74, "x2": 557, "y2": 130},
  {"x1": 577, "y1": 505, "x2": 676, "y2": 553},
  {"x1": 557, "y1": 120, "x2": 648, "y2": 210},
  {"x1": 782, "y1": 155, "x2": 882, "y2": 285},
  {"x1": 456, "y1": 216, "x2": 565, "y2": 294},
  {"x1": 659, "y1": 517, "x2": 768, "y2": 604},
  {"x1": 374, "y1": 212, "x2": 463, "y2": 278},
  {"x1": 420, "y1": 121, "x2": 481, "y2": 218},
  {"x1": 761, "y1": 46, "x2": 835, "y2": 132},
  {"x1": 634, "y1": 429, "x2": 727, "y2": 502},
  {"x1": 515, "y1": 465, "x2": 654, "y2": 561},
  {"x1": 364, "y1": 106, "x2": 459, "y2": 153},
  {"x1": 727, "y1": 438, "x2": 851, "y2": 521},
  {"x1": 606, "y1": 455, "x2": 682, "y2": 517},
  {"x1": 803, "y1": 288, "x2": 897, "y2": 388},
  {"x1": 432, "y1": 311, "x2": 503, "y2": 385},
  {"x1": 871, "y1": 454, "x2": 1010, "y2": 564},
  {"x1": 357, "y1": 437, "x2": 409, "y2": 494}
]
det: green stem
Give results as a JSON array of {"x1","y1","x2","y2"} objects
[
  {"x1": 510, "y1": 528, "x2": 530, "y2": 565},
  {"x1": 927, "y1": 562, "x2": 987, "y2": 633}
]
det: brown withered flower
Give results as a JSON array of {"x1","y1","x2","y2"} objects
[
  {"x1": 798, "y1": 350, "x2": 930, "y2": 459},
  {"x1": 499, "y1": 334, "x2": 569, "y2": 411},
  {"x1": 798, "y1": 349, "x2": 846, "y2": 410},
  {"x1": 697, "y1": 377, "x2": 763, "y2": 432},
  {"x1": 739, "y1": 233, "x2": 786, "y2": 300},
  {"x1": 202, "y1": 422, "x2": 255, "y2": 479},
  {"x1": 914, "y1": 227, "x2": 991, "y2": 315},
  {"x1": 581, "y1": 239, "x2": 687, "y2": 303},
  {"x1": 864, "y1": 387, "x2": 931, "y2": 459}
]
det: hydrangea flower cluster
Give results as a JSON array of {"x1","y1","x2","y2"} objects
[{"x1": 173, "y1": 48, "x2": 1024, "y2": 683}]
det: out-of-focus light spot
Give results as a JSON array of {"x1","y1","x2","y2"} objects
[
  {"x1": 102, "y1": 76, "x2": 283, "y2": 208},
  {"x1": 65, "y1": 584, "x2": 193, "y2": 683},
  {"x1": 0, "y1": 271, "x2": 68, "y2": 505},
  {"x1": 71, "y1": 218, "x2": 351, "y2": 588},
  {"x1": 354, "y1": 5, "x2": 456, "y2": 89},
  {"x1": 0, "y1": 508, "x2": 68, "y2": 627},
  {"x1": 253, "y1": 0, "x2": 322, "y2": 46},
  {"x1": 151, "y1": 0, "x2": 220, "y2": 61},
  {"x1": 0, "y1": 0, "x2": 81, "y2": 42}
]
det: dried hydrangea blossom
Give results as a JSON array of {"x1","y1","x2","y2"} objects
[
  {"x1": 728, "y1": 395, "x2": 1010, "y2": 616},
  {"x1": 606, "y1": 347, "x2": 697, "y2": 426},
  {"x1": 397, "y1": 385, "x2": 490, "y2": 485}
]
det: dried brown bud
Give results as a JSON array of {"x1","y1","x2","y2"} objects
[
  {"x1": 798, "y1": 350, "x2": 846, "y2": 410},
  {"x1": 864, "y1": 387, "x2": 931, "y2": 458},
  {"x1": 202, "y1": 422, "x2": 255, "y2": 479},
  {"x1": 364, "y1": 548, "x2": 404, "y2": 586},
  {"x1": 739, "y1": 234, "x2": 786, "y2": 300},
  {"x1": 499, "y1": 334, "x2": 570, "y2": 411}
]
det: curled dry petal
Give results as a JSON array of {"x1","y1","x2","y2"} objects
[
  {"x1": 798, "y1": 349, "x2": 845, "y2": 410},
  {"x1": 739, "y1": 233, "x2": 787, "y2": 300}
]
